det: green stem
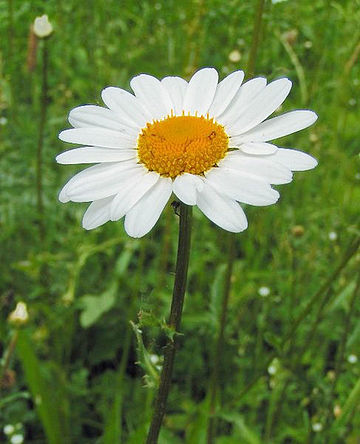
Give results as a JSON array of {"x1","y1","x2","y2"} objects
[
  {"x1": 36, "y1": 39, "x2": 49, "y2": 242},
  {"x1": 247, "y1": 0, "x2": 266, "y2": 78},
  {"x1": 206, "y1": 233, "x2": 236, "y2": 443},
  {"x1": 146, "y1": 203, "x2": 192, "y2": 444},
  {"x1": 236, "y1": 236, "x2": 360, "y2": 401},
  {"x1": 0, "y1": 330, "x2": 18, "y2": 386}
]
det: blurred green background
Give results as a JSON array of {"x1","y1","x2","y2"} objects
[{"x1": 1, "y1": 0, "x2": 360, "y2": 442}]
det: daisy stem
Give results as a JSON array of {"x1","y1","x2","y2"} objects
[
  {"x1": 247, "y1": 0, "x2": 266, "y2": 78},
  {"x1": 207, "y1": 232, "x2": 236, "y2": 443},
  {"x1": 36, "y1": 39, "x2": 49, "y2": 241},
  {"x1": 146, "y1": 203, "x2": 192, "y2": 444}
]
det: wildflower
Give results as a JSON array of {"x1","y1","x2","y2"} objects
[
  {"x1": 33, "y1": 15, "x2": 53, "y2": 39},
  {"x1": 312, "y1": 422, "x2": 323, "y2": 432},
  {"x1": 10, "y1": 435, "x2": 24, "y2": 444},
  {"x1": 4, "y1": 425, "x2": 15, "y2": 435},
  {"x1": 347, "y1": 354, "x2": 358, "y2": 364},
  {"x1": 333, "y1": 405, "x2": 341, "y2": 418},
  {"x1": 0, "y1": 117, "x2": 7, "y2": 126},
  {"x1": 228, "y1": 50, "x2": 242, "y2": 63},
  {"x1": 57, "y1": 68, "x2": 317, "y2": 238},
  {"x1": 8, "y1": 302, "x2": 29, "y2": 326},
  {"x1": 328, "y1": 231, "x2": 337, "y2": 241},
  {"x1": 291, "y1": 225, "x2": 305, "y2": 237},
  {"x1": 258, "y1": 286, "x2": 270, "y2": 297}
]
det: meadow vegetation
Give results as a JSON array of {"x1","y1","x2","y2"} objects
[{"x1": 0, "y1": 0, "x2": 360, "y2": 442}]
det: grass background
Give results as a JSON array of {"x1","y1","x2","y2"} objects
[{"x1": 1, "y1": 0, "x2": 360, "y2": 442}]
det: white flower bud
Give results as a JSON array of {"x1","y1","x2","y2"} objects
[
  {"x1": 33, "y1": 15, "x2": 53, "y2": 38},
  {"x1": 8, "y1": 302, "x2": 29, "y2": 326}
]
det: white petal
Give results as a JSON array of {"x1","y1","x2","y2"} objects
[
  {"x1": 234, "y1": 142, "x2": 278, "y2": 155},
  {"x1": 172, "y1": 173, "x2": 204, "y2": 205},
  {"x1": 130, "y1": 74, "x2": 173, "y2": 120},
  {"x1": 227, "y1": 78, "x2": 292, "y2": 135},
  {"x1": 59, "y1": 128, "x2": 137, "y2": 149},
  {"x1": 183, "y1": 68, "x2": 219, "y2": 116},
  {"x1": 161, "y1": 76, "x2": 188, "y2": 115},
  {"x1": 272, "y1": 148, "x2": 318, "y2": 171},
  {"x1": 208, "y1": 70, "x2": 245, "y2": 118},
  {"x1": 205, "y1": 167, "x2": 279, "y2": 206},
  {"x1": 217, "y1": 77, "x2": 267, "y2": 126},
  {"x1": 124, "y1": 178, "x2": 172, "y2": 238},
  {"x1": 56, "y1": 147, "x2": 137, "y2": 164},
  {"x1": 101, "y1": 87, "x2": 150, "y2": 127},
  {"x1": 59, "y1": 187, "x2": 70, "y2": 203},
  {"x1": 82, "y1": 196, "x2": 114, "y2": 230},
  {"x1": 61, "y1": 161, "x2": 143, "y2": 202},
  {"x1": 68, "y1": 105, "x2": 139, "y2": 136},
  {"x1": 232, "y1": 110, "x2": 318, "y2": 143},
  {"x1": 221, "y1": 152, "x2": 293, "y2": 185},
  {"x1": 110, "y1": 172, "x2": 160, "y2": 221},
  {"x1": 197, "y1": 182, "x2": 248, "y2": 232}
]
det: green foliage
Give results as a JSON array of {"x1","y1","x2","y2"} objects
[{"x1": 1, "y1": 0, "x2": 360, "y2": 442}]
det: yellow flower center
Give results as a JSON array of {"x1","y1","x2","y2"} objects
[{"x1": 137, "y1": 115, "x2": 229, "y2": 178}]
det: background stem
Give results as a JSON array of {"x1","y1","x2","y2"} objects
[
  {"x1": 247, "y1": 0, "x2": 266, "y2": 78},
  {"x1": 146, "y1": 203, "x2": 192, "y2": 444},
  {"x1": 206, "y1": 233, "x2": 236, "y2": 443},
  {"x1": 36, "y1": 39, "x2": 49, "y2": 242}
]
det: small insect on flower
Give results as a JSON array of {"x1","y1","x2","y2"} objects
[{"x1": 57, "y1": 68, "x2": 318, "y2": 238}]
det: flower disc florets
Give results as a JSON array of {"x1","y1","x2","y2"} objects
[{"x1": 137, "y1": 115, "x2": 228, "y2": 178}]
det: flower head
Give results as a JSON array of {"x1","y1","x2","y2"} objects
[
  {"x1": 57, "y1": 68, "x2": 318, "y2": 237},
  {"x1": 33, "y1": 15, "x2": 53, "y2": 38},
  {"x1": 8, "y1": 302, "x2": 29, "y2": 326}
]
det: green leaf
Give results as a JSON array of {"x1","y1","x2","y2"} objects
[
  {"x1": 79, "y1": 282, "x2": 117, "y2": 328},
  {"x1": 16, "y1": 330, "x2": 64, "y2": 444}
]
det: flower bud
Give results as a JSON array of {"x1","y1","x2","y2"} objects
[
  {"x1": 8, "y1": 302, "x2": 29, "y2": 326},
  {"x1": 33, "y1": 15, "x2": 53, "y2": 39}
]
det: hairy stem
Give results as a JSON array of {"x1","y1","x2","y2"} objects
[{"x1": 146, "y1": 203, "x2": 192, "y2": 444}]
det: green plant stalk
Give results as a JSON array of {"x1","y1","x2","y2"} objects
[
  {"x1": 324, "y1": 269, "x2": 360, "y2": 436},
  {"x1": 206, "y1": 232, "x2": 236, "y2": 443},
  {"x1": 262, "y1": 245, "x2": 360, "y2": 439},
  {"x1": 17, "y1": 330, "x2": 63, "y2": 444},
  {"x1": 0, "y1": 330, "x2": 18, "y2": 385},
  {"x1": 246, "y1": 0, "x2": 266, "y2": 78},
  {"x1": 277, "y1": 29, "x2": 308, "y2": 105},
  {"x1": 236, "y1": 235, "x2": 360, "y2": 401},
  {"x1": 36, "y1": 39, "x2": 49, "y2": 241},
  {"x1": 146, "y1": 203, "x2": 192, "y2": 444},
  {"x1": 104, "y1": 242, "x2": 147, "y2": 443},
  {"x1": 330, "y1": 377, "x2": 360, "y2": 436},
  {"x1": 205, "y1": 1, "x2": 267, "y2": 440},
  {"x1": 334, "y1": 270, "x2": 360, "y2": 378}
]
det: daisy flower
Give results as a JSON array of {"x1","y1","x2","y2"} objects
[{"x1": 57, "y1": 68, "x2": 318, "y2": 238}]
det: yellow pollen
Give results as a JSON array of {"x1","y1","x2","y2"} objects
[{"x1": 137, "y1": 115, "x2": 229, "y2": 178}]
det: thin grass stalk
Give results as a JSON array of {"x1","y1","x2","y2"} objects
[
  {"x1": 235, "y1": 235, "x2": 360, "y2": 401},
  {"x1": 246, "y1": 0, "x2": 266, "y2": 78},
  {"x1": 205, "y1": 1, "x2": 267, "y2": 440},
  {"x1": 323, "y1": 269, "x2": 360, "y2": 436},
  {"x1": 264, "y1": 250, "x2": 360, "y2": 439},
  {"x1": 7, "y1": 0, "x2": 17, "y2": 117},
  {"x1": 104, "y1": 242, "x2": 147, "y2": 443},
  {"x1": 36, "y1": 39, "x2": 49, "y2": 241},
  {"x1": 146, "y1": 203, "x2": 192, "y2": 444},
  {"x1": 206, "y1": 233, "x2": 236, "y2": 443},
  {"x1": 205, "y1": 2, "x2": 267, "y2": 440},
  {"x1": 0, "y1": 330, "x2": 18, "y2": 386}
]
